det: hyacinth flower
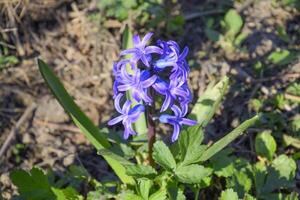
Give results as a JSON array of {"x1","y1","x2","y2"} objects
[
  {"x1": 109, "y1": 32, "x2": 196, "y2": 142},
  {"x1": 108, "y1": 94, "x2": 145, "y2": 139},
  {"x1": 117, "y1": 67, "x2": 157, "y2": 103},
  {"x1": 152, "y1": 78, "x2": 192, "y2": 112},
  {"x1": 121, "y1": 32, "x2": 163, "y2": 67},
  {"x1": 159, "y1": 105, "x2": 197, "y2": 142}
]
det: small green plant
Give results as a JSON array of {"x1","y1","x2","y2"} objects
[
  {"x1": 205, "y1": 9, "x2": 248, "y2": 55},
  {"x1": 9, "y1": 28, "x2": 297, "y2": 199}
]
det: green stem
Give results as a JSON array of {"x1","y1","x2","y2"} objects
[{"x1": 194, "y1": 188, "x2": 200, "y2": 200}]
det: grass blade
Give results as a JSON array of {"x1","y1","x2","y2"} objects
[{"x1": 200, "y1": 114, "x2": 261, "y2": 162}]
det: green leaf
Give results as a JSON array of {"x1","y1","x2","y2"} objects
[
  {"x1": 149, "y1": 189, "x2": 167, "y2": 200},
  {"x1": 253, "y1": 161, "x2": 267, "y2": 195},
  {"x1": 167, "y1": 186, "x2": 186, "y2": 200},
  {"x1": 122, "y1": 26, "x2": 148, "y2": 135},
  {"x1": 218, "y1": 189, "x2": 239, "y2": 200},
  {"x1": 224, "y1": 9, "x2": 243, "y2": 40},
  {"x1": 210, "y1": 148, "x2": 236, "y2": 177},
  {"x1": 244, "y1": 194, "x2": 257, "y2": 200},
  {"x1": 124, "y1": 192, "x2": 144, "y2": 200},
  {"x1": 126, "y1": 165, "x2": 157, "y2": 178},
  {"x1": 283, "y1": 134, "x2": 300, "y2": 148},
  {"x1": 226, "y1": 171, "x2": 252, "y2": 197},
  {"x1": 0, "y1": 55, "x2": 19, "y2": 68},
  {"x1": 10, "y1": 168, "x2": 55, "y2": 200},
  {"x1": 97, "y1": 149, "x2": 134, "y2": 166},
  {"x1": 200, "y1": 114, "x2": 260, "y2": 162},
  {"x1": 267, "y1": 50, "x2": 299, "y2": 66},
  {"x1": 174, "y1": 164, "x2": 212, "y2": 184},
  {"x1": 263, "y1": 155, "x2": 296, "y2": 193},
  {"x1": 138, "y1": 178, "x2": 153, "y2": 200},
  {"x1": 37, "y1": 59, "x2": 134, "y2": 185},
  {"x1": 255, "y1": 131, "x2": 277, "y2": 160},
  {"x1": 178, "y1": 125, "x2": 206, "y2": 166},
  {"x1": 153, "y1": 141, "x2": 176, "y2": 171},
  {"x1": 51, "y1": 187, "x2": 83, "y2": 200},
  {"x1": 204, "y1": 29, "x2": 221, "y2": 42},
  {"x1": 190, "y1": 76, "x2": 229, "y2": 127}
]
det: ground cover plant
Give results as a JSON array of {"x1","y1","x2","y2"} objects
[{"x1": 0, "y1": 0, "x2": 299, "y2": 199}]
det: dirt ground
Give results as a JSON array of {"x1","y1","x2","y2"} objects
[{"x1": 0, "y1": 0, "x2": 299, "y2": 198}]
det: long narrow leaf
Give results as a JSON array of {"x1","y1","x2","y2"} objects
[
  {"x1": 38, "y1": 59, "x2": 134, "y2": 185},
  {"x1": 200, "y1": 114, "x2": 261, "y2": 162},
  {"x1": 122, "y1": 26, "x2": 148, "y2": 135}
]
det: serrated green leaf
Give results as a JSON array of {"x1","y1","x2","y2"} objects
[
  {"x1": 211, "y1": 148, "x2": 236, "y2": 177},
  {"x1": 227, "y1": 171, "x2": 252, "y2": 197},
  {"x1": 138, "y1": 178, "x2": 153, "y2": 200},
  {"x1": 126, "y1": 165, "x2": 157, "y2": 178},
  {"x1": 149, "y1": 189, "x2": 167, "y2": 200},
  {"x1": 38, "y1": 59, "x2": 134, "y2": 185},
  {"x1": 253, "y1": 161, "x2": 267, "y2": 195},
  {"x1": 255, "y1": 131, "x2": 277, "y2": 160},
  {"x1": 10, "y1": 168, "x2": 55, "y2": 200},
  {"x1": 178, "y1": 125, "x2": 206, "y2": 166},
  {"x1": 200, "y1": 114, "x2": 260, "y2": 162},
  {"x1": 51, "y1": 187, "x2": 83, "y2": 200},
  {"x1": 218, "y1": 189, "x2": 239, "y2": 200},
  {"x1": 263, "y1": 155, "x2": 296, "y2": 193},
  {"x1": 175, "y1": 164, "x2": 212, "y2": 184},
  {"x1": 167, "y1": 186, "x2": 186, "y2": 200},
  {"x1": 224, "y1": 9, "x2": 243, "y2": 40},
  {"x1": 153, "y1": 141, "x2": 176, "y2": 171},
  {"x1": 190, "y1": 76, "x2": 229, "y2": 127}
]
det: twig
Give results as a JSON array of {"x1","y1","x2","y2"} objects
[
  {"x1": 0, "y1": 103, "x2": 36, "y2": 159},
  {"x1": 34, "y1": 119, "x2": 81, "y2": 133},
  {"x1": 184, "y1": 9, "x2": 225, "y2": 21},
  {"x1": 285, "y1": 93, "x2": 300, "y2": 103}
]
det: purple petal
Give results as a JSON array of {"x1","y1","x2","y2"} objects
[
  {"x1": 181, "y1": 118, "x2": 197, "y2": 126},
  {"x1": 161, "y1": 94, "x2": 172, "y2": 112},
  {"x1": 145, "y1": 46, "x2": 163, "y2": 54},
  {"x1": 114, "y1": 93, "x2": 123, "y2": 113},
  {"x1": 159, "y1": 114, "x2": 173, "y2": 123},
  {"x1": 128, "y1": 104, "x2": 145, "y2": 121},
  {"x1": 108, "y1": 115, "x2": 124, "y2": 125},
  {"x1": 171, "y1": 105, "x2": 181, "y2": 116},
  {"x1": 171, "y1": 123, "x2": 181, "y2": 142},
  {"x1": 141, "y1": 55, "x2": 150, "y2": 67},
  {"x1": 120, "y1": 65, "x2": 133, "y2": 82},
  {"x1": 132, "y1": 90, "x2": 142, "y2": 102},
  {"x1": 152, "y1": 79, "x2": 167, "y2": 94},
  {"x1": 120, "y1": 48, "x2": 137, "y2": 56},
  {"x1": 142, "y1": 75, "x2": 157, "y2": 88},
  {"x1": 141, "y1": 32, "x2": 153, "y2": 46},
  {"x1": 122, "y1": 100, "x2": 132, "y2": 113},
  {"x1": 118, "y1": 84, "x2": 131, "y2": 91},
  {"x1": 179, "y1": 46, "x2": 189, "y2": 60},
  {"x1": 133, "y1": 34, "x2": 141, "y2": 46}
]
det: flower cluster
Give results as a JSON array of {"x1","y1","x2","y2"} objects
[{"x1": 108, "y1": 33, "x2": 197, "y2": 142}]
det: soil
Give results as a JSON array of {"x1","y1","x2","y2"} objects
[{"x1": 0, "y1": 0, "x2": 299, "y2": 198}]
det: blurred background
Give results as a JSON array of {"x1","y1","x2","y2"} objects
[{"x1": 0, "y1": 0, "x2": 299, "y2": 198}]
